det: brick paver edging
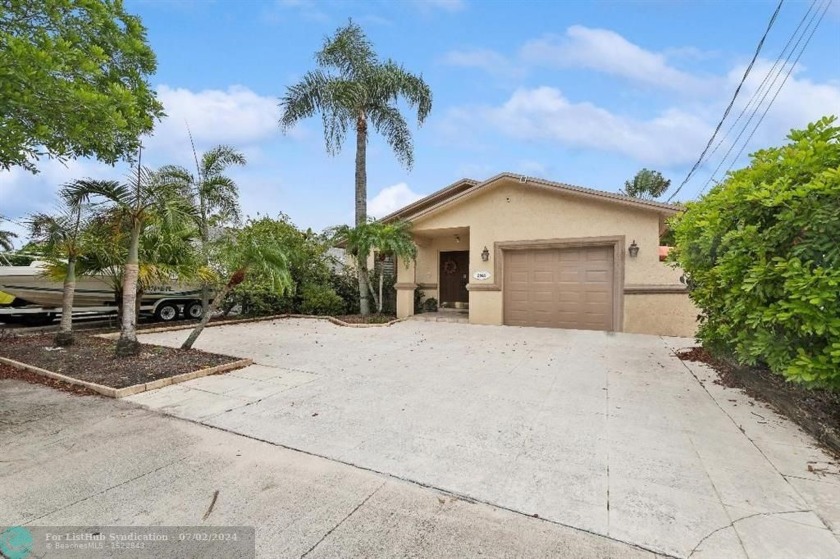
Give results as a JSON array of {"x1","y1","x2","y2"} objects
[{"x1": 0, "y1": 355, "x2": 253, "y2": 398}]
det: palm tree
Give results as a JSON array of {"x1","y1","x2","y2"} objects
[
  {"x1": 159, "y1": 143, "x2": 245, "y2": 317},
  {"x1": 0, "y1": 216, "x2": 17, "y2": 251},
  {"x1": 65, "y1": 167, "x2": 194, "y2": 356},
  {"x1": 27, "y1": 186, "x2": 91, "y2": 346},
  {"x1": 331, "y1": 220, "x2": 416, "y2": 313},
  {"x1": 280, "y1": 20, "x2": 432, "y2": 315},
  {"x1": 181, "y1": 220, "x2": 292, "y2": 350}
]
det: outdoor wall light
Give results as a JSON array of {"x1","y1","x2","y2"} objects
[
  {"x1": 481, "y1": 246, "x2": 490, "y2": 261},
  {"x1": 628, "y1": 240, "x2": 640, "y2": 258}
]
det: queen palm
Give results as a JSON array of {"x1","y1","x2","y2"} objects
[
  {"x1": 280, "y1": 20, "x2": 432, "y2": 315},
  {"x1": 331, "y1": 219, "x2": 416, "y2": 313},
  {"x1": 159, "y1": 144, "x2": 245, "y2": 316},
  {"x1": 27, "y1": 186, "x2": 91, "y2": 346},
  {"x1": 65, "y1": 167, "x2": 194, "y2": 356},
  {"x1": 0, "y1": 229, "x2": 16, "y2": 251}
]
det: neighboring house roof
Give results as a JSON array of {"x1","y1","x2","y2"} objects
[{"x1": 381, "y1": 172, "x2": 681, "y2": 223}]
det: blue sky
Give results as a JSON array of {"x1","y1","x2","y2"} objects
[{"x1": 2, "y1": 0, "x2": 839, "y2": 240}]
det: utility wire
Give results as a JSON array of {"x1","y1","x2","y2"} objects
[
  {"x1": 667, "y1": 0, "x2": 784, "y2": 202},
  {"x1": 716, "y1": 0, "x2": 831, "y2": 186},
  {"x1": 697, "y1": 0, "x2": 825, "y2": 195},
  {"x1": 701, "y1": 0, "x2": 816, "y2": 167}
]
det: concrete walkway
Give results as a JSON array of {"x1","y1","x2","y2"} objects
[
  {"x1": 1, "y1": 379, "x2": 660, "y2": 558},
  {"x1": 129, "y1": 319, "x2": 840, "y2": 559}
]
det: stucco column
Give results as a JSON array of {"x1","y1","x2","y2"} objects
[{"x1": 394, "y1": 254, "x2": 417, "y2": 318}]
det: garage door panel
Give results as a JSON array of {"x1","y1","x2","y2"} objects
[{"x1": 504, "y1": 245, "x2": 615, "y2": 332}]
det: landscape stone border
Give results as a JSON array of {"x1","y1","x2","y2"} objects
[
  {"x1": 98, "y1": 313, "x2": 405, "y2": 338},
  {"x1": 0, "y1": 355, "x2": 253, "y2": 399}
]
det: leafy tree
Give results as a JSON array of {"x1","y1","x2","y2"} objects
[
  {"x1": 330, "y1": 220, "x2": 416, "y2": 313},
  {"x1": 159, "y1": 144, "x2": 245, "y2": 316},
  {"x1": 280, "y1": 20, "x2": 432, "y2": 315},
  {"x1": 622, "y1": 169, "x2": 671, "y2": 199},
  {"x1": 27, "y1": 185, "x2": 93, "y2": 346},
  {"x1": 181, "y1": 218, "x2": 292, "y2": 349},
  {"x1": 0, "y1": 0, "x2": 164, "y2": 172},
  {"x1": 65, "y1": 167, "x2": 194, "y2": 356},
  {"x1": 669, "y1": 117, "x2": 840, "y2": 389}
]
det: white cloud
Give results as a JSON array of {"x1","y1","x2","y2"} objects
[
  {"x1": 149, "y1": 85, "x2": 283, "y2": 159},
  {"x1": 477, "y1": 86, "x2": 713, "y2": 166},
  {"x1": 369, "y1": 183, "x2": 424, "y2": 218},
  {"x1": 440, "y1": 48, "x2": 523, "y2": 79},
  {"x1": 0, "y1": 85, "x2": 296, "y2": 225},
  {"x1": 520, "y1": 26, "x2": 713, "y2": 94}
]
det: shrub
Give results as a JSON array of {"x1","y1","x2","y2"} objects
[
  {"x1": 227, "y1": 281, "x2": 293, "y2": 317},
  {"x1": 669, "y1": 117, "x2": 840, "y2": 389},
  {"x1": 422, "y1": 297, "x2": 438, "y2": 313},
  {"x1": 300, "y1": 284, "x2": 345, "y2": 316},
  {"x1": 329, "y1": 269, "x2": 360, "y2": 314}
]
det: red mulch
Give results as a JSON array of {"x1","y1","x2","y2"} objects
[
  {"x1": 0, "y1": 361, "x2": 100, "y2": 396},
  {"x1": 0, "y1": 333, "x2": 238, "y2": 389}
]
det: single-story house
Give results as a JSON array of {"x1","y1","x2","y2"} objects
[{"x1": 381, "y1": 172, "x2": 698, "y2": 337}]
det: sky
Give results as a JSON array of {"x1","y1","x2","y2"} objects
[{"x1": 2, "y1": 0, "x2": 839, "y2": 242}]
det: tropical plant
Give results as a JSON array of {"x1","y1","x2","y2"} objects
[
  {"x1": 65, "y1": 166, "x2": 195, "y2": 356},
  {"x1": 0, "y1": 224, "x2": 16, "y2": 251},
  {"x1": 280, "y1": 19, "x2": 432, "y2": 315},
  {"x1": 26, "y1": 185, "x2": 93, "y2": 346},
  {"x1": 330, "y1": 220, "x2": 416, "y2": 313},
  {"x1": 159, "y1": 143, "x2": 245, "y2": 316},
  {"x1": 622, "y1": 169, "x2": 671, "y2": 199},
  {"x1": 181, "y1": 218, "x2": 292, "y2": 349},
  {"x1": 669, "y1": 117, "x2": 840, "y2": 389},
  {"x1": 1, "y1": 0, "x2": 163, "y2": 173}
]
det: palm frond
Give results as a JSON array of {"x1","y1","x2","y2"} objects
[{"x1": 368, "y1": 104, "x2": 413, "y2": 168}]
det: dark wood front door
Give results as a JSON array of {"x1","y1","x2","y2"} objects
[{"x1": 439, "y1": 250, "x2": 469, "y2": 304}]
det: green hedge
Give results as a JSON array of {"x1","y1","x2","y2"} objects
[{"x1": 669, "y1": 117, "x2": 840, "y2": 389}]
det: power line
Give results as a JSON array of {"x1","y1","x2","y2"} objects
[
  {"x1": 701, "y1": 0, "x2": 816, "y2": 167},
  {"x1": 697, "y1": 0, "x2": 826, "y2": 195},
  {"x1": 717, "y1": 0, "x2": 831, "y2": 184},
  {"x1": 667, "y1": 0, "x2": 784, "y2": 202}
]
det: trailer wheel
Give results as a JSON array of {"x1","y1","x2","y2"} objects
[
  {"x1": 184, "y1": 301, "x2": 203, "y2": 320},
  {"x1": 154, "y1": 302, "x2": 179, "y2": 322}
]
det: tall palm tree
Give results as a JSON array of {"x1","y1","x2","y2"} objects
[
  {"x1": 27, "y1": 186, "x2": 91, "y2": 346},
  {"x1": 280, "y1": 20, "x2": 432, "y2": 315},
  {"x1": 65, "y1": 167, "x2": 194, "y2": 356},
  {"x1": 331, "y1": 220, "x2": 416, "y2": 313},
  {"x1": 181, "y1": 220, "x2": 292, "y2": 350},
  {"x1": 159, "y1": 143, "x2": 245, "y2": 316}
]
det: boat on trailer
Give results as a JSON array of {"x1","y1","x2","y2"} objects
[{"x1": 0, "y1": 261, "x2": 207, "y2": 325}]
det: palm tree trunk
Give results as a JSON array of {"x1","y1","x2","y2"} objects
[
  {"x1": 54, "y1": 257, "x2": 76, "y2": 346},
  {"x1": 182, "y1": 272, "x2": 239, "y2": 350},
  {"x1": 116, "y1": 223, "x2": 142, "y2": 357},
  {"x1": 378, "y1": 270, "x2": 384, "y2": 314},
  {"x1": 355, "y1": 114, "x2": 371, "y2": 316}
]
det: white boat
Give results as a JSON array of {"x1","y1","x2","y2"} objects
[{"x1": 0, "y1": 261, "x2": 206, "y2": 323}]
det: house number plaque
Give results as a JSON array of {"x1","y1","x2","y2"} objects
[{"x1": 473, "y1": 271, "x2": 491, "y2": 280}]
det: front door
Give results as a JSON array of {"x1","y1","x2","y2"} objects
[{"x1": 439, "y1": 250, "x2": 469, "y2": 305}]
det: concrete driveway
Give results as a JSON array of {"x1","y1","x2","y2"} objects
[{"x1": 131, "y1": 319, "x2": 840, "y2": 558}]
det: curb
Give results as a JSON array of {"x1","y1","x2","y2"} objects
[
  {"x1": 99, "y1": 314, "x2": 406, "y2": 337},
  {"x1": 0, "y1": 356, "x2": 253, "y2": 398}
]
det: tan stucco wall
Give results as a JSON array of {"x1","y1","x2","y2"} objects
[
  {"x1": 394, "y1": 177, "x2": 698, "y2": 336},
  {"x1": 624, "y1": 292, "x2": 699, "y2": 338}
]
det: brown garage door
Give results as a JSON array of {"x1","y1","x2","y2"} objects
[{"x1": 504, "y1": 246, "x2": 614, "y2": 331}]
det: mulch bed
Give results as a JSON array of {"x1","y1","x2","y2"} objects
[
  {"x1": 334, "y1": 314, "x2": 397, "y2": 324},
  {"x1": 0, "y1": 333, "x2": 238, "y2": 389},
  {"x1": 678, "y1": 346, "x2": 840, "y2": 455},
  {"x1": 0, "y1": 361, "x2": 100, "y2": 396}
]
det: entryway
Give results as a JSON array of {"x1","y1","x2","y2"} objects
[{"x1": 439, "y1": 250, "x2": 469, "y2": 309}]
